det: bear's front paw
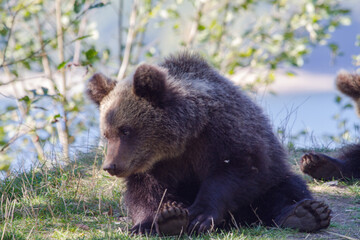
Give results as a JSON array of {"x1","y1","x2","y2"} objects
[
  {"x1": 187, "y1": 207, "x2": 221, "y2": 235},
  {"x1": 155, "y1": 201, "x2": 189, "y2": 236}
]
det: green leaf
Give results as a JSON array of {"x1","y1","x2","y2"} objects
[
  {"x1": 328, "y1": 43, "x2": 338, "y2": 53},
  {"x1": 57, "y1": 61, "x2": 67, "y2": 70},
  {"x1": 50, "y1": 114, "x2": 62, "y2": 124},
  {"x1": 42, "y1": 87, "x2": 49, "y2": 95},
  {"x1": 19, "y1": 95, "x2": 30, "y2": 103},
  {"x1": 342, "y1": 103, "x2": 353, "y2": 109},
  {"x1": 71, "y1": 34, "x2": 92, "y2": 43},
  {"x1": 335, "y1": 95, "x2": 342, "y2": 103},
  {"x1": 22, "y1": 61, "x2": 31, "y2": 70},
  {"x1": 286, "y1": 71, "x2": 296, "y2": 77},
  {"x1": 0, "y1": 162, "x2": 10, "y2": 171},
  {"x1": 74, "y1": 0, "x2": 83, "y2": 13},
  {"x1": 6, "y1": 106, "x2": 17, "y2": 111},
  {"x1": 85, "y1": 48, "x2": 98, "y2": 60},
  {"x1": 30, "y1": 89, "x2": 37, "y2": 97},
  {"x1": 197, "y1": 25, "x2": 206, "y2": 31},
  {"x1": 89, "y1": 3, "x2": 108, "y2": 10},
  {"x1": 11, "y1": 70, "x2": 18, "y2": 77},
  {"x1": 0, "y1": 27, "x2": 8, "y2": 37}
]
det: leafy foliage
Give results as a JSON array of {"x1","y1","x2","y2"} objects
[
  {"x1": 0, "y1": 0, "x2": 109, "y2": 170},
  {"x1": 0, "y1": 0, "x2": 353, "y2": 170}
]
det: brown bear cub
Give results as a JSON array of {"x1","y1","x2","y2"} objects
[
  {"x1": 87, "y1": 52, "x2": 331, "y2": 235},
  {"x1": 301, "y1": 72, "x2": 360, "y2": 181}
]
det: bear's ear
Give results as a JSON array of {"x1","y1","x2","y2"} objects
[
  {"x1": 336, "y1": 71, "x2": 360, "y2": 99},
  {"x1": 87, "y1": 73, "x2": 117, "y2": 105},
  {"x1": 133, "y1": 64, "x2": 167, "y2": 105}
]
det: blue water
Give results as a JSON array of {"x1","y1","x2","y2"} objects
[{"x1": 259, "y1": 92, "x2": 359, "y2": 148}]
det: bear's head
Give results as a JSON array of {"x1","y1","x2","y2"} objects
[{"x1": 87, "y1": 64, "x2": 199, "y2": 177}]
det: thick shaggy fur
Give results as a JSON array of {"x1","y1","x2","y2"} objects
[
  {"x1": 337, "y1": 71, "x2": 360, "y2": 115},
  {"x1": 301, "y1": 72, "x2": 360, "y2": 180},
  {"x1": 87, "y1": 53, "x2": 329, "y2": 234}
]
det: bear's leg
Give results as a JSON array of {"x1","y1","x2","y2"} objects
[
  {"x1": 126, "y1": 174, "x2": 168, "y2": 235},
  {"x1": 300, "y1": 153, "x2": 344, "y2": 180},
  {"x1": 253, "y1": 174, "x2": 331, "y2": 232},
  {"x1": 155, "y1": 201, "x2": 189, "y2": 236},
  {"x1": 126, "y1": 174, "x2": 189, "y2": 236}
]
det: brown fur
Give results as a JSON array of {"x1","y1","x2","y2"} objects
[
  {"x1": 336, "y1": 71, "x2": 360, "y2": 99},
  {"x1": 86, "y1": 73, "x2": 117, "y2": 105},
  {"x1": 87, "y1": 52, "x2": 330, "y2": 235},
  {"x1": 301, "y1": 71, "x2": 360, "y2": 180}
]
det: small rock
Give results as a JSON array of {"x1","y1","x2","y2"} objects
[
  {"x1": 324, "y1": 180, "x2": 338, "y2": 186},
  {"x1": 75, "y1": 224, "x2": 90, "y2": 231}
]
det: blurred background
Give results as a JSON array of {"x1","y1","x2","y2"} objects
[{"x1": 1, "y1": 0, "x2": 360, "y2": 174}]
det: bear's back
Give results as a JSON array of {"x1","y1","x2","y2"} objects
[{"x1": 161, "y1": 53, "x2": 286, "y2": 172}]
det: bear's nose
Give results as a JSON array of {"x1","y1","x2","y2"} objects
[{"x1": 103, "y1": 164, "x2": 116, "y2": 175}]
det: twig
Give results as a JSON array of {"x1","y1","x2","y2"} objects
[
  {"x1": 150, "y1": 188, "x2": 167, "y2": 234},
  {"x1": 0, "y1": 119, "x2": 48, "y2": 153},
  {"x1": 0, "y1": 0, "x2": 41, "y2": 67},
  {"x1": 117, "y1": 0, "x2": 139, "y2": 81},
  {"x1": 2, "y1": 65, "x2": 46, "y2": 161},
  {"x1": 1, "y1": 0, "x2": 40, "y2": 65},
  {"x1": 1, "y1": 222, "x2": 7, "y2": 240},
  {"x1": 35, "y1": 12, "x2": 72, "y2": 165},
  {"x1": 0, "y1": 1, "x2": 104, "y2": 69},
  {"x1": 214, "y1": 0, "x2": 230, "y2": 55},
  {"x1": 55, "y1": 0, "x2": 70, "y2": 160},
  {"x1": 1, "y1": 9, "x2": 18, "y2": 66},
  {"x1": 118, "y1": 0, "x2": 124, "y2": 61},
  {"x1": 0, "y1": 74, "x2": 49, "y2": 86},
  {"x1": 73, "y1": 8, "x2": 88, "y2": 64},
  {"x1": 325, "y1": 231, "x2": 359, "y2": 240},
  {"x1": 185, "y1": 2, "x2": 204, "y2": 48},
  {"x1": 131, "y1": 0, "x2": 154, "y2": 64},
  {"x1": 26, "y1": 226, "x2": 35, "y2": 240}
]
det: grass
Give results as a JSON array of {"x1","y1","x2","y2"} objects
[{"x1": 0, "y1": 148, "x2": 359, "y2": 240}]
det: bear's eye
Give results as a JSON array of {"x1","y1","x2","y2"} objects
[{"x1": 119, "y1": 127, "x2": 131, "y2": 136}]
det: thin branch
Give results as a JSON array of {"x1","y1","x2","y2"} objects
[
  {"x1": 214, "y1": 0, "x2": 230, "y2": 55},
  {"x1": 0, "y1": 74, "x2": 47, "y2": 86},
  {"x1": 131, "y1": 0, "x2": 153, "y2": 64},
  {"x1": 1, "y1": 0, "x2": 40, "y2": 67},
  {"x1": 324, "y1": 231, "x2": 359, "y2": 240},
  {"x1": 0, "y1": 122, "x2": 46, "y2": 153},
  {"x1": 118, "y1": 0, "x2": 124, "y2": 61},
  {"x1": 117, "y1": 0, "x2": 139, "y2": 81},
  {"x1": 35, "y1": 16, "x2": 53, "y2": 81},
  {"x1": 0, "y1": 2, "x2": 104, "y2": 69},
  {"x1": 56, "y1": 0, "x2": 70, "y2": 160},
  {"x1": 73, "y1": 3, "x2": 89, "y2": 64},
  {"x1": 185, "y1": 2, "x2": 204, "y2": 48},
  {"x1": 2, "y1": 67, "x2": 45, "y2": 161},
  {"x1": 1, "y1": 11, "x2": 18, "y2": 67},
  {"x1": 36, "y1": 9, "x2": 72, "y2": 165}
]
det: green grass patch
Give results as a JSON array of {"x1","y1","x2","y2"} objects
[{"x1": 1, "y1": 149, "x2": 359, "y2": 239}]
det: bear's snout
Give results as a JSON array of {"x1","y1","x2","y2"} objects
[{"x1": 103, "y1": 163, "x2": 117, "y2": 175}]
